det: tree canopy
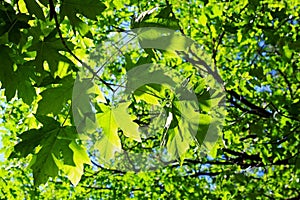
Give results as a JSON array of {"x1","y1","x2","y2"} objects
[{"x1": 0, "y1": 0, "x2": 300, "y2": 199}]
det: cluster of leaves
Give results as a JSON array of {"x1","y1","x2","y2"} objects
[{"x1": 0, "y1": 0, "x2": 299, "y2": 199}]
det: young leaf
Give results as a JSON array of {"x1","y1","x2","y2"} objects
[
  {"x1": 113, "y1": 102, "x2": 141, "y2": 142},
  {"x1": 57, "y1": 141, "x2": 91, "y2": 186},
  {"x1": 96, "y1": 105, "x2": 122, "y2": 149},
  {"x1": 95, "y1": 135, "x2": 121, "y2": 164},
  {"x1": 95, "y1": 103, "x2": 142, "y2": 162}
]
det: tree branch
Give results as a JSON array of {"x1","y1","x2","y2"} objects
[{"x1": 226, "y1": 89, "x2": 272, "y2": 118}]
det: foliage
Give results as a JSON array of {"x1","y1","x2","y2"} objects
[{"x1": 0, "y1": 0, "x2": 300, "y2": 199}]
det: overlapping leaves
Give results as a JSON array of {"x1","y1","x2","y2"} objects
[
  {"x1": 2, "y1": 0, "x2": 227, "y2": 188},
  {"x1": 10, "y1": 115, "x2": 90, "y2": 186}
]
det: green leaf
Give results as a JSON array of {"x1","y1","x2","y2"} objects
[
  {"x1": 10, "y1": 115, "x2": 80, "y2": 185},
  {"x1": 0, "y1": 59, "x2": 36, "y2": 105},
  {"x1": 95, "y1": 103, "x2": 142, "y2": 162},
  {"x1": 8, "y1": 27, "x2": 21, "y2": 44},
  {"x1": 65, "y1": 142, "x2": 91, "y2": 185},
  {"x1": 283, "y1": 44, "x2": 292, "y2": 60},
  {"x1": 156, "y1": 5, "x2": 172, "y2": 18},
  {"x1": 113, "y1": 102, "x2": 141, "y2": 142},
  {"x1": 72, "y1": 77, "x2": 106, "y2": 134},
  {"x1": 37, "y1": 75, "x2": 74, "y2": 115},
  {"x1": 24, "y1": 0, "x2": 45, "y2": 20},
  {"x1": 9, "y1": 129, "x2": 45, "y2": 158},
  {"x1": 35, "y1": 114, "x2": 60, "y2": 127},
  {"x1": 55, "y1": 141, "x2": 91, "y2": 186},
  {"x1": 0, "y1": 46, "x2": 15, "y2": 101},
  {"x1": 125, "y1": 64, "x2": 176, "y2": 94},
  {"x1": 199, "y1": 14, "x2": 207, "y2": 26},
  {"x1": 96, "y1": 105, "x2": 122, "y2": 160},
  {"x1": 28, "y1": 30, "x2": 74, "y2": 74},
  {"x1": 95, "y1": 134, "x2": 121, "y2": 164},
  {"x1": 136, "y1": 28, "x2": 193, "y2": 51},
  {"x1": 237, "y1": 29, "x2": 242, "y2": 42},
  {"x1": 165, "y1": 100, "x2": 199, "y2": 160},
  {"x1": 16, "y1": 65, "x2": 36, "y2": 105},
  {"x1": 134, "y1": 85, "x2": 161, "y2": 105},
  {"x1": 166, "y1": 125, "x2": 192, "y2": 161},
  {"x1": 31, "y1": 152, "x2": 59, "y2": 186},
  {"x1": 132, "y1": 6, "x2": 180, "y2": 30},
  {"x1": 30, "y1": 125, "x2": 80, "y2": 185},
  {"x1": 61, "y1": 0, "x2": 106, "y2": 26}
]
